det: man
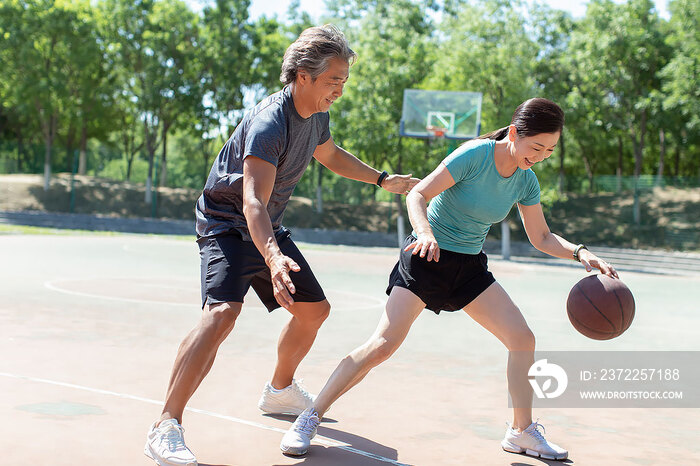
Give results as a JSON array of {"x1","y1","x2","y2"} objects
[{"x1": 144, "y1": 24, "x2": 419, "y2": 466}]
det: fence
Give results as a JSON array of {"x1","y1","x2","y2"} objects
[{"x1": 1, "y1": 141, "x2": 698, "y2": 252}]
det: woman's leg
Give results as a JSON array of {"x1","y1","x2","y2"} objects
[
  {"x1": 462, "y1": 282, "x2": 536, "y2": 431},
  {"x1": 313, "y1": 287, "x2": 426, "y2": 416}
]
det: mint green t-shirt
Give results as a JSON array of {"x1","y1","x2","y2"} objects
[{"x1": 425, "y1": 139, "x2": 540, "y2": 254}]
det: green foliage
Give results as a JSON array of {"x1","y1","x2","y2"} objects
[
  {"x1": 0, "y1": 0, "x2": 697, "y2": 203},
  {"x1": 660, "y1": 0, "x2": 700, "y2": 146}
]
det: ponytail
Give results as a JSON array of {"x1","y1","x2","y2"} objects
[
  {"x1": 477, "y1": 98, "x2": 565, "y2": 141},
  {"x1": 477, "y1": 126, "x2": 509, "y2": 140}
]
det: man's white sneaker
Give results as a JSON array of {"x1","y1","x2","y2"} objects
[
  {"x1": 501, "y1": 421, "x2": 568, "y2": 461},
  {"x1": 280, "y1": 407, "x2": 321, "y2": 456},
  {"x1": 144, "y1": 418, "x2": 198, "y2": 466},
  {"x1": 258, "y1": 379, "x2": 316, "y2": 415}
]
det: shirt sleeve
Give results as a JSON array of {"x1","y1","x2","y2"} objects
[
  {"x1": 442, "y1": 143, "x2": 479, "y2": 183},
  {"x1": 519, "y1": 170, "x2": 541, "y2": 206},
  {"x1": 318, "y1": 112, "x2": 331, "y2": 145},
  {"x1": 243, "y1": 110, "x2": 286, "y2": 167}
]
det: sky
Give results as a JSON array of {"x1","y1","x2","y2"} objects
[{"x1": 185, "y1": 0, "x2": 671, "y2": 21}]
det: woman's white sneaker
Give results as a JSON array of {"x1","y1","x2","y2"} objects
[
  {"x1": 501, "y1": 421, "x2": 568, "y2": 461},
  {"x1": 280, "y1": 407, "x2": 321, "y2": 456},
  {"x1": 258, "y1": 379, "x2": 316, "y2": 415},
  {"x1": 144, "y1": 418, "x2": 198, "y2": 466}
]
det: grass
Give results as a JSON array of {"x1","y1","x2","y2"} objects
[
  {"x1": 0, "y1": 223, "x2": 194, "y2": 240},
  {"x1": 0, "y1": 224, "x2": 108, "y2": 236}
]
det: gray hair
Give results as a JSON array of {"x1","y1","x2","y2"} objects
[{"x1": 280, "y1": 24, "x2": 357, "y2": 85}]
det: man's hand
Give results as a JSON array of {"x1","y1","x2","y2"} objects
[
  {"x1": 381, "y1": 174, "x2": 421, "y2": 195},
  {"x1": 268, "y1": 254, "x2": 302, "y2": 308}
]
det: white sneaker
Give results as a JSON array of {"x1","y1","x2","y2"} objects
[
  {"x1": 258, "y1": 379, "x2": 316, "y2": 415},
  {"x1": 501, "y1": 421, "x2": 568, "y2": 460},
  {"x1": 144, "y1": 418, "x2": 198, "y2": 466},
  {"x1": 280, "y1": 407, "x2": 321, "y2": 456}
]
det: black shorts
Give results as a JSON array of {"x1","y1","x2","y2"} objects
[
  {"x1": 198, "y1": 227, "x2": 326, "y2": 312},
  {"x1": 386, "y1": 235, "x2": 496, "y2": 314}
]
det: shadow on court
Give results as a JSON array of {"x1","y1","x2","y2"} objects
[
  {"x1": 266, "y1": 413, "x2": 406, "y2": 465},
  {"x1": 511, "y1": 458, "x2": 574, "y2": 465},
  {"x1": 263, "y1": 413, "x2": 339, "y2": 424}
]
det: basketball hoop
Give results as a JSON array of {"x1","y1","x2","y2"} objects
[{"x1": 426, "y1": 125, "x2": 446, "y2": 139}]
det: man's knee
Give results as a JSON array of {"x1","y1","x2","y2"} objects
[
  {"x1": 202, "y1": 302, "x2": 241, "y2": 340},
  {"x1": 293, "y1": 300, "x2": 330, "y2": 328}
]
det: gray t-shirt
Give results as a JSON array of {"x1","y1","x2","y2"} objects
[{"x1": 195, "y1": 86, "x2": 331, "y2": 240}]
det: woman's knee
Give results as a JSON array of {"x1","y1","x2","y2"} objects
[
  {"x1": 505, "y1": 326, "x2": 536, "y2": 352},
  {"x1": 365, "y1": 337, "x2": 400, "y2": 367}
]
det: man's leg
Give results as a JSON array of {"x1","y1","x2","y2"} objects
[
  {"x1": 146, "y1": 301, "x2": 242, "y2": 465},
  {"x1": 270, "y1": 300, "x2": 330, "y2": 390},
  {"x1": 161, "y1": 301, "x2": 242, "y2": 423}
]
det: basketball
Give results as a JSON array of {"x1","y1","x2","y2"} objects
[{"x1": 566, "y1": 274, "x2": 635, "y2": 340}]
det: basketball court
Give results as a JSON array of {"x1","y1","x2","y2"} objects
[{"x1": 1, "y1": 232, "x2": 698, "y2": 465}]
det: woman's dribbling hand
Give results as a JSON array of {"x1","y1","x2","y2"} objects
[
  {"x1": 404, "y1": 233, "x2": 440, "y2": 262},
  {"x1": 579, "y1": 249, "x2": 619, "y2": 278}
]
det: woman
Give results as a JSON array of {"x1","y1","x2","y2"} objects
[{"x1": 280, "y1": 98, "x2": 618, "y2": 461}]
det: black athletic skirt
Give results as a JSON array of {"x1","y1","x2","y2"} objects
[{"x1": 386, "y1": 235, "x2": 496, "y2": 314}]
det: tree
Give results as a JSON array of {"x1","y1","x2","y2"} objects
[
  {"x1": 566, "y1": 0, "x2": 667, "y2": 209},
  {"x1": 531, "y1": 4, "x2": 575, "y2": 192},
  {"x1": 659, "y1": 0, "x2": 700, "y2": 179},
  {"x1": 324, "y1": 0, "x2": 435, "y2": 232},
  {"x1": 103, "y1": 0, "x2": 199, "y2": 204},
  {"x1": 199, "y1": 0, "x2": 256, "y2": 141},
  {"x1": 61, "y1": 0, "x2": 118, "y2": 176},
  {"x1": 1, "y1": 0, "x2": 87, "y2": 190},
  {"x1": 149, "y1": 0, "x2": 200, "y2": 188},
  {"x1": 429, "y1": 0, "x2": 540, "y2": 134}
]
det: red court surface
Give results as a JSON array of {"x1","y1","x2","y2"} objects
[{"x1": 1, "y1": 234, "x2": 698, "y2": 465}]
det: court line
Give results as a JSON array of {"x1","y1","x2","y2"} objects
[
  {"x1": 0, "y1": 371, "x2": 408, "y2": 466},
  {"x1": 44, "y1": 279, "x2": 386, "y2": 311}
]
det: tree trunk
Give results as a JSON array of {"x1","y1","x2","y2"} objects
[
  {"x1": 201, "y1": 139, "x2": 210, "y2": 186},
  {"x1": 558, "y1": 130, "x2": 565, "y2": 193},
  {"x1": 124, "y1": 130, "x2": 142, "y2": 182},
  {"x1": 44, "y1": 138, "x2": 52, "y2": 191},
  {"x1": 316, "y1": 160, "x2": 323, "y2": 214},
  {"x1": 65, "y1": 120, "x2": 76, "y2": 172},
  {"x1": 617, "y1": 135, "x2": 623, "y2": 193},
  {"x1": 16, "y1": 126, "x2": 25, "y2": 172},
  {"x1": 673, "y1": 140, "x2": 680, "y2": 178},
  {"x1": 656, "y1": 128, "x2": 665, "y2": 186},
  {"x1": 144, "y1": 118, "x2": 158, "y2": 204},
  {"x1": 632, "y1": 109, "x2": 647, "y2": 179},
  {"x1": 159, "y1": 123, "x2": 169, "y2": 187},
  {"x1": 126, "y1": 148, "x2": 134, "y2": 181},
  {"x1": 42, "y1": 113, "x2": 57, "y2": 191},
  {"x1": 581, "y1": 149, "x2": 594, "y2": 193},
  {"x1": 631, "y1": 109, "x2": 647, "y2": 225},
  {"x1": 78, "y1": 123, "x2": 88, "y2": 175}
]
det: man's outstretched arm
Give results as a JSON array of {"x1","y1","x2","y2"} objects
[{"x1": 313, "y1": 137, "x2": 420, "y2": 194}]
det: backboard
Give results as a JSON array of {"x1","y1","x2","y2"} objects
[{"x1": 400, "y1": 89, "x2": 482, "y2": 140}]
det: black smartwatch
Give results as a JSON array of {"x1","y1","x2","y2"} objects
[{"x1": 376, "y1": 170, "x2": 389, "y2": 187}]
